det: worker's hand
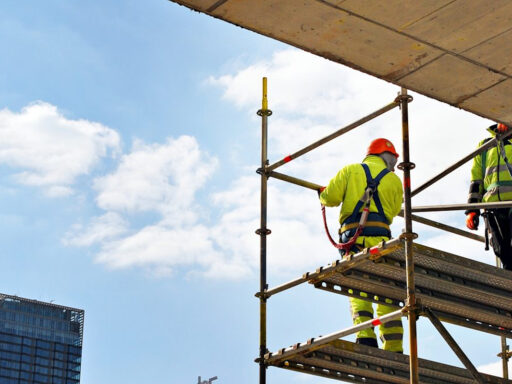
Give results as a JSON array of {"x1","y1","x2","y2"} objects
[
  {"x1": 317, "y1": 186, "x2": 325, "y2": 197},
  {"x1": 497, "y1": 123, "x2": 509, "y2": 133},
  {"x1": 466, "y1": 211, "x2": 479, "y2": 230}
]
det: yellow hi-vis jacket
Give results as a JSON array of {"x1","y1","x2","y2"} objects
[
  {"x1": 469, "y1": 128, "x2": 512, "y2": 204},
  {"x1": 319, "y1": 155, "x2": 403, "y2": 234}
]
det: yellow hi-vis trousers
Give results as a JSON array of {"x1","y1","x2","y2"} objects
[
  {"x1": 348, "y1": 237, "x2": 403, "y2": 353},
  {"x1": 349, "y1": 297, "x2": 403, "y2": 352}
]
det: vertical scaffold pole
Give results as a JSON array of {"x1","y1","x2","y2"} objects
[
  {"x1": 257, "y1": 77, "x2": 271, "y2": 384},
  {"x1": 398, "y1": 88, "x2": 419, "y2": 384},
  {"x1": 497, "y1": 257, "x2": 510, "y2": 379},
  {"x1": 500, "y1": 333, "x2": 509, "y2": 380}
]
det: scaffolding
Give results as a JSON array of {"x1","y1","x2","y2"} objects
[{"x1": 256, "y1": 79, "x2": 512, "y2": 384}]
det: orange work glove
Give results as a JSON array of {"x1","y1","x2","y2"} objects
[
  {"x1": 497, "y1": 123, "x2": 509, "y2": 133},
  {"x1": 466, "y1": 212, "x2": 479, "y2": 230}
]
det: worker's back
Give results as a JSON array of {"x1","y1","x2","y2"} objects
[{"x1": 320, "y1": 155, "x2": 403, "y2": 226}]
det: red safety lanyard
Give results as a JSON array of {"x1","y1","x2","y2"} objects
[{"x1": 321, "y1": 204, "x2": 369, "y2": 251}]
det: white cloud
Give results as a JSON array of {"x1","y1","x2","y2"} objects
[
  {"x1": 95, "y1": 224, "x2": 215, "y2": 269},
  {"x1": 45, "y1": 185, "x2": 74, "y2": 198},
  {"x1": 92, "y1": 221, "x2": 253, "y2": 280},
  {"x1": 65, "y1": 135, "x2": 233, "y2": 278},
  {"x1": 478, "y1": 360, "x2": 511, "y2": 377},
  {"x1": 63, "y1": 212, "x2": 129, "y2": 247},
  {"x1": 209, "y1": 49, "x2": 394, "y2": 120},
  {"x1": 65, "y1": 48, "x2": 500, "y2": 280},
  {"x1": 0, "y1": 102, "x2": 120, "y2": 195},
  {"x1": 93, "y1": 136, "x2": 217, "y2": 225}
]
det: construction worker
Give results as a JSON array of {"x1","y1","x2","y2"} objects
[
  {"x1": 466, "y1": 123, "x2": 512, "y2": 271},
  {"x1": 319, "y1": 138, "x2": 404, "y2": 352}
]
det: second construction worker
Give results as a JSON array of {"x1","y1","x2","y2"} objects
[
  {"x1": 319, "y1": 138, "x2": 404, "y2": 352},
  {"x1": 466, "y1": 123, "x2": 512, "y2": 271}
]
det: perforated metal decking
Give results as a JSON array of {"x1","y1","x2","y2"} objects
[
  {"x1": 309, "y1": 240, "x2": 512, "y2": 338},
  {"x1": 261, "y1": 239, "x2": 512, "y2": 383},
  {"x1": 265, "y1": 339, "x2": 511, "y2": 384}
]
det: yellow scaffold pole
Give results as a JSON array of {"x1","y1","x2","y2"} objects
[{"x1": 257, "y1": 77, "x2": 272, "y2": 384}]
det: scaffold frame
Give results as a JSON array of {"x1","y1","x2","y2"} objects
[{"x1": 256, "y1": 78, "x2": 511, "y2": 384}]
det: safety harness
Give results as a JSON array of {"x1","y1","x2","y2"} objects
[{"x1": 322, "y1": 163, "x2": 391, "y2": 252}]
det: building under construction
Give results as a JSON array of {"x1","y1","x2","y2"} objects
[{"x1": 169, "y1": 1, "x2": 512, "y2": 383}]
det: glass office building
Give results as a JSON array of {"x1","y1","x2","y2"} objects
[{"x1": 0, "y1": 294, "x2": 84, "y2": 384}]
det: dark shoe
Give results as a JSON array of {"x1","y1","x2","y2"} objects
[{"x1": 356, "y1": 338, "x2": 378, "y2": 348}]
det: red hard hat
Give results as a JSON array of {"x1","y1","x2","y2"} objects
[
  {"x1": 497, "y1": 123, "x2": 509, "y2": 133},
  {"x1": 367, "y1": 138, "x2": 399, "y2": 158}
]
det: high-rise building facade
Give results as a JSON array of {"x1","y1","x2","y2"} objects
[{"x1": 0, "y1": 294, "x2": 84, "y2": 384}]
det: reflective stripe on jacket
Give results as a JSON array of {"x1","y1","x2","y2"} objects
[
  {"x1": 470, "y1": 131, "x2": 512, "y2": 203},
  {"x1": 319, "y1": 155, "x2": 403, "y2": 227}
]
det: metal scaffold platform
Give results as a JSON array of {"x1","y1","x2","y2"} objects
[
  {"x1": 260, "y1": 239, "x2": 512, "y2": 383},
  {"x1": 265, "y1": 339, "x2": 511, "y2": 384},
  {"x1": 311, "y1": 240, "x2": 512, "y2": 338}
]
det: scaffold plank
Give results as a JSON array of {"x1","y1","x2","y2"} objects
[
  {"x1": 169, "y1": 0, "x2": 512, "y2": 124},
  {"x1": 311, "y1": 241, "x2": 512, "y2": 337},
  {"x1": 265, "y1": 339, "x2": 511, "y2": 384}
]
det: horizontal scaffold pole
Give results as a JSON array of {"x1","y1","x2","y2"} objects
[
  {"x1": 264, "y1": 308, "x2": 404, "y2": 364},
  {"x1": 256, "y1": 238, "x2": 402, "y2": 299},
  {"x1": 266, "y1": 100, "x2": 400, "y2": 172},
  {"x1": 412, "y1": 201, "x2": 512, "y2": 212},
  {"x1": 399, "y1": 212, "x2": 485, "y2": 243},
  {"x1": 412, "y1": 129, "x2": 512, "y2": 197},
  {"x1": 267, "y1": 171, "x2": 322, "y2": 191}
]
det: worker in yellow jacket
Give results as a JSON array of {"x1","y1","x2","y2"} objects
[
  {"x1": 466, "y1": 123, "x2": 512, "y2": 271},
  {"x1": 319, "y1": 138, "x2": 404, "y2": 352}
]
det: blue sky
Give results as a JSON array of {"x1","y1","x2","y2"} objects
[{"x1": 0, "y1": 1, "x2": 509, "y2": 383}]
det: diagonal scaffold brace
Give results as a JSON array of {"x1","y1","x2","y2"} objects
[{"x1": 423, "y1": 307, "x2": 485, "y2": 384}]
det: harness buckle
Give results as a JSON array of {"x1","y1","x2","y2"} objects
[{"x1": 366, "y1": 180, "x2": 377, "y2": 190}]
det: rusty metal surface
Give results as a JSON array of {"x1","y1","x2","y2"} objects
[
  {"x1": 265, "y1": 339, "x2": 512, "y2": 384},
  {"x1": 169, "y1": 0, "x2": 512, "y2": 124}
]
